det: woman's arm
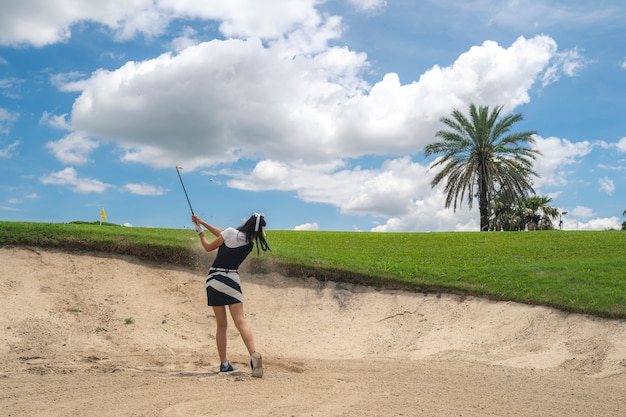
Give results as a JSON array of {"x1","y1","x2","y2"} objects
[
  {"x1": 192, "y1": 215, "x2": 224, "y2": 252},
  {"x1": 192, "y1": 215, "x2": 222, "y2": 237},
  {"x1": 198, "y1": 231, "x2": 224, "y2": 253}
]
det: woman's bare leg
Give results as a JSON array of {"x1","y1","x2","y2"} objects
[
  {"x1": 228, "y1": 302, "x2": 256, "y2": 355},
  {"x1": 212, "y1": 306, "x2": 228, "y2": 363}
]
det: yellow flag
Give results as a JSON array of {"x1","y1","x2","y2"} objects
[{"x1": 100, "y1": 207, "x2": 107, "y2": 221}]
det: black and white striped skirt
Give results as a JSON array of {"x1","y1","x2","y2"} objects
[{"x1": 205, "y1": 268, "x2": 243, "y2": 306}]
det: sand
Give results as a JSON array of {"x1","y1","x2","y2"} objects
[{"x1": 1, "y1": 246, "x2": 625, "y2": 416}]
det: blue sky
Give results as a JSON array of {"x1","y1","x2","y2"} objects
[{"x1": 1, "y1": 0, "x2": 625, "y2": 232}]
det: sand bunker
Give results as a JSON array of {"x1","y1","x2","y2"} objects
[{"x1": 1, "y1": 247, "x2": 625, "y2": 416}]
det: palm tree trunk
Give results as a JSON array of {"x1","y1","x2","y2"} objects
[
  {"x1": 478, "y1": 166, "x2": 490, "y2": 231},
  {"x1": 479, "y1": 199, "x2": 490, "y2": 231}
]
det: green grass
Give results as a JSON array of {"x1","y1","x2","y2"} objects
[
  {"x1": 268, "y1": 230, "x2": 626, "y2": 318},
  {"x1": 0, "y1": 221, "x2": 205, "y2": 266},
  {"x1": 1, "y1": 221, "x2": 625, "y2": 318}
]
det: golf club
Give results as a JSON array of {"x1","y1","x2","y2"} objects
[{"x1": 175, "y1": 166, "x2": 195, "y2": 216}]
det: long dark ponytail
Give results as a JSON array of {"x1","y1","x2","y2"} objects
[{"x1": 237, "y1": 213, "x2": 271, "y2": 255}]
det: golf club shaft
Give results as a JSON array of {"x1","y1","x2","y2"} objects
[{"x1": 176, "y1": 167, "x2": 195, "y2": 216}]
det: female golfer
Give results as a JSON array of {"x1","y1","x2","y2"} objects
[{"x1": 192, "y1": 212, "x2": 270, "y2": 377}]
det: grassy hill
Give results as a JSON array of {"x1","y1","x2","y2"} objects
[{"x1": 1, "y1": 221, "x2": 624, "y2": 318}]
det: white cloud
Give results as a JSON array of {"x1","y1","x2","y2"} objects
[
  {"x1": 621, "y1": 58, "x2": 626, "y2": 70},
  {"x1": 567, "y1": 216, "x2": 621, "y2": 231},
  {"x1": 561, "y1": 207, "x2": 622, "y2": 231},
  {"x1": 7, "y1": 193, "x2": 38, "y2": 204},
  {"x1": 533, "y1": 135, "x2": 593, "y2": 187},
  {"x1": 46, "y1": 132, "x2": 100, "y2": 165},
  {"x1": 0, "y1": 0, "x2": 322, "y2": 47},
  {"x1": 616, "y1": 137, "x2": 626, "y2": 153},
  {"x1": 558, "y1": 48, "x2": 589, "y2": 76},
  {"x1": 0, "y1": 77, "x2": 24, "y2": 99},
  {"x1": 120, "y1": 183, "x2": 166, "y2": 196},
  {"x1": 453, "y1": 0, "x2": 621, "y2": 30},
  {"x1": 40, "y1": 167, "x2": 112, "y2": 193},
  {"x1": 598, "y1": 177, "x2": 615, "y2": 195},
  {"x1": 66, "y1": 36, "x2": 367, "y2": 168},
  {"x1": 50, "y1": 72, "x2": 87, "y2": 91},
  {"x1": 0, "y1": 1, "x2": 140, "y2": 46},
  {"x1": 160, "y1": 0, "x2": 324, "y2": 40},
  {"x1": 40, "y1": 111, "x2": 71, "y2": 130},
  {"x1": 228, "y1": 155, "x2": 476, "y2": 232},
  {"x1": 348, "y1": 0, "x2": 387, "y2": 13},
  {"x1": 371, "y1": 197, "x2": 477, "y2": 232},
  {"x1": 294, "y1": 222, "x2": 319, "y2": 231},
  {"x1": 167, "y1": 26, "x2": 201, "y2": 53},
  {"x1": 228, "y1": 156, "x2": 431, "y2": 218},
  {"x1": 541, "y1": 47, "x2": 592, "y2": 87},
  {"x1": 0, "y1": 107, "x2": 19, "y2": 135},
  {"x1": 570, "y1": 206, "x2": 594, "y2": 219},
  {"x1": 60, "y1": 34, "x2": 559, "y2": 173},
  {"x1": 0, "y1": 140, "x2": 20, "y2": 159},
  {"x1": 597, "y1": 163, "x2": 626, "y2": 171}
]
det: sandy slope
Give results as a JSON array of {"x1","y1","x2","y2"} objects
[{"x1": 1, "y1": 246, "x2": 625, "y2": 416}]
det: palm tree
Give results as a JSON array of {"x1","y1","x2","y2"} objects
[
  {"x1": 425, "y1": 104, "x2": 541, "y2": 231},
  {"x1": 488, "y1": 194, "x2": 557, "y2": 231},
  {"x1": 488, "y1": 186, "x2": 525, "y2": 231},
  {"x1": 522, "y1": 196, "x2": 560, "y2": 230}
]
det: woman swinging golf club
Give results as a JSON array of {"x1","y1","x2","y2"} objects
[{"x1": 192, "y1": 212, "x2": 271, "y2": 377}]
